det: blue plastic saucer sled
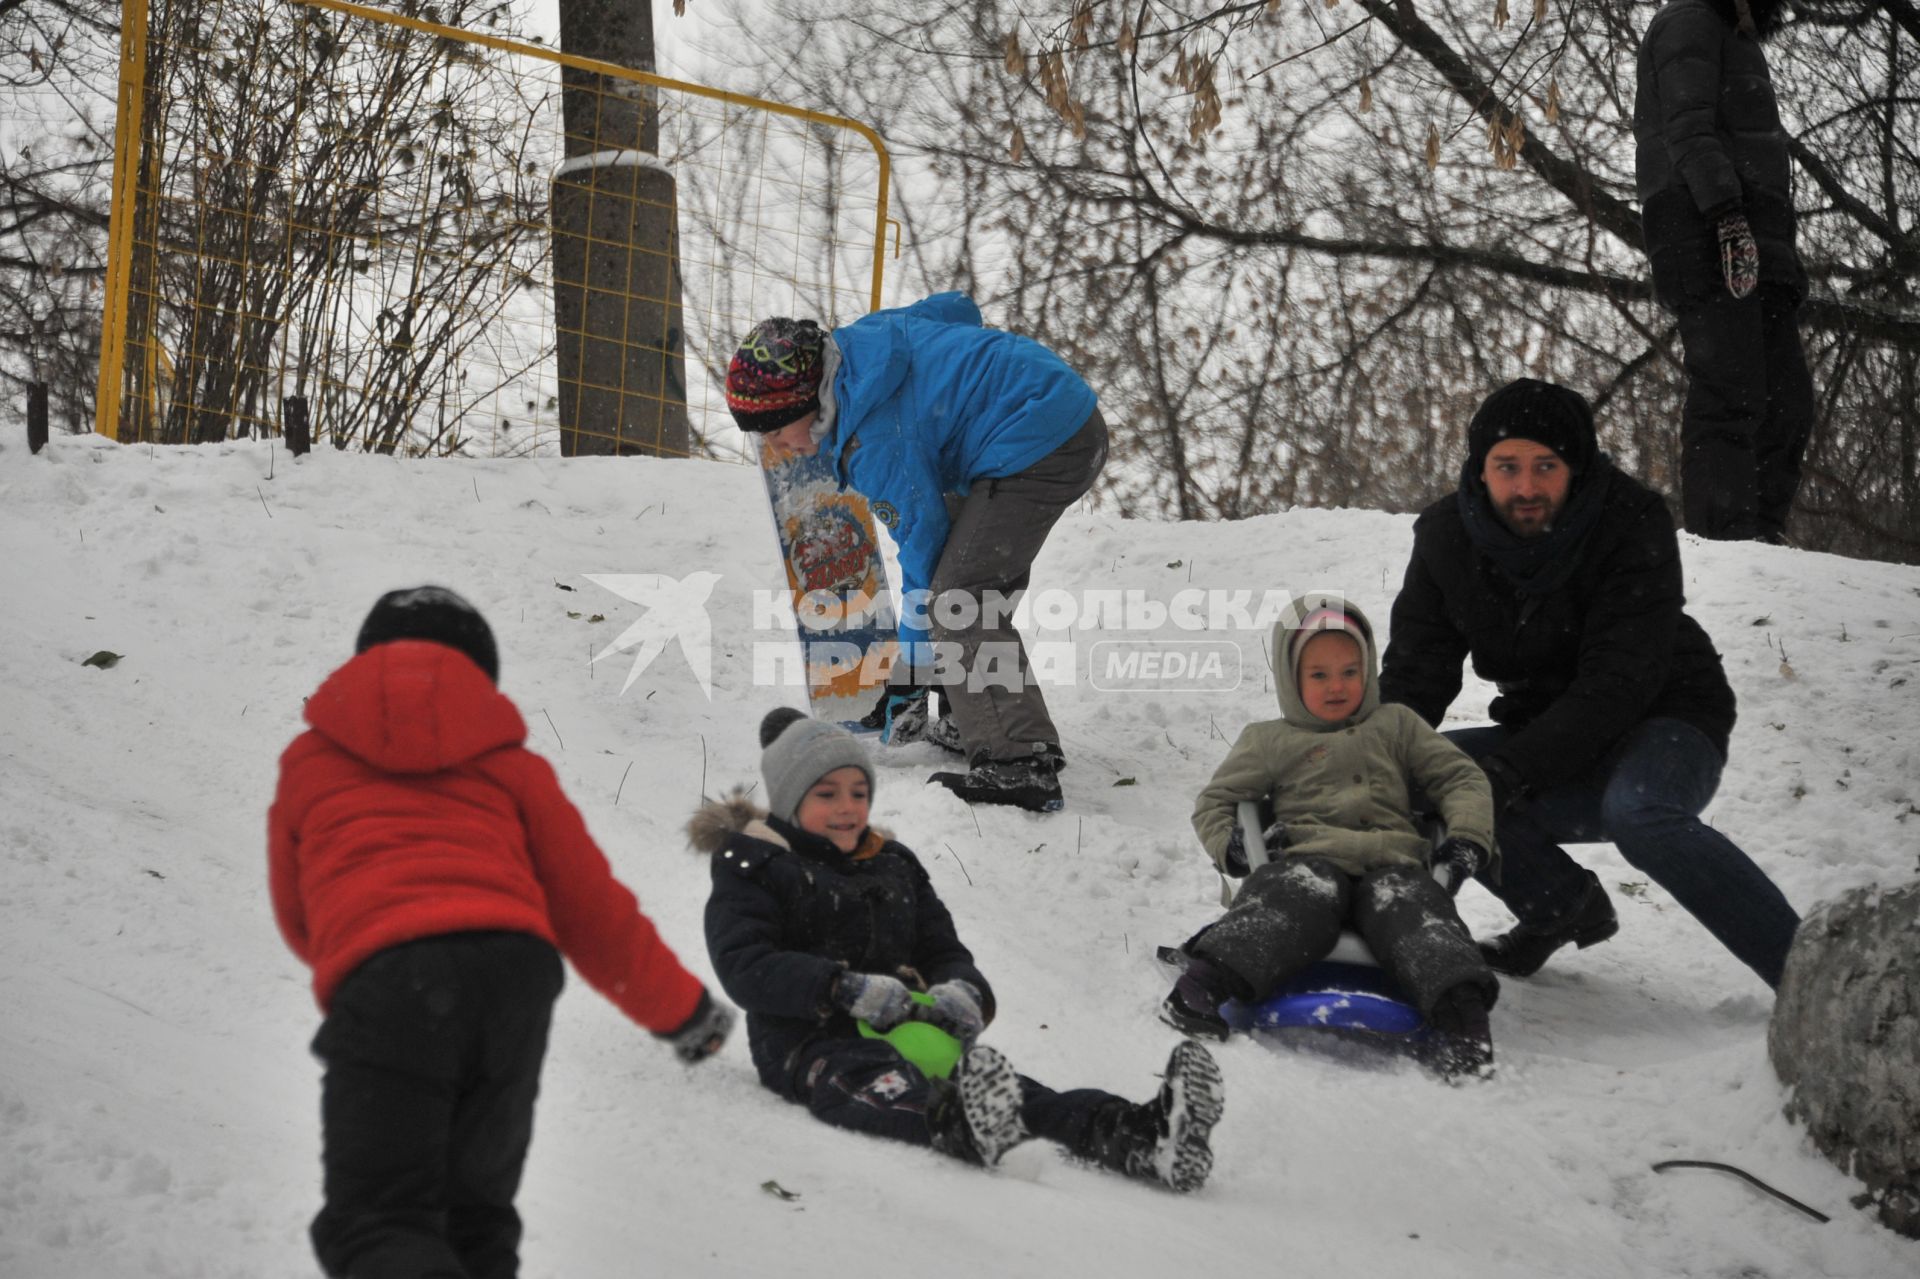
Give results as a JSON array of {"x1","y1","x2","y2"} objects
[{"x1": 1220, "y1": 800, "x2": 1434, "y2": 1048}]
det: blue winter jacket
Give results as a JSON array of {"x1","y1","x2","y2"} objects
[{"x1": 825, "y1": 293, "x2": 1096, "y2": 649}]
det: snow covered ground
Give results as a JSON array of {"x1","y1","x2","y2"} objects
[{"x1": 1, "y1": 431, "x2": 1915, "y2": 1278}]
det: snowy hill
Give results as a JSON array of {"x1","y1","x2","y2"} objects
[{"x1": 1, "y1": 431, "x2": 1915, "y2": 1278}]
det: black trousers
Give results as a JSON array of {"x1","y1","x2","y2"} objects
[
  {"x1": 309, "y1": 931, "x2": 565, "y2": 1279},
  {"x1": 1674, "y1": 283, "x2": 1814, "y2": 542},
  {"x1": 1186, "y1": 857, "x2": 1495, "y2": 1017},
  {"x1": 791, "y1": 1036, "x2": 1123, "y2": 1158}
]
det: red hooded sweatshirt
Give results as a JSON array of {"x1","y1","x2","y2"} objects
[{"x1": 267, "y1": 640, "x2": 703, "y2": 1032}]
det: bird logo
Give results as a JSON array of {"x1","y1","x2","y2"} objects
[{"x1": 583, "y1": 572, "x2": 722, "y2": 698}]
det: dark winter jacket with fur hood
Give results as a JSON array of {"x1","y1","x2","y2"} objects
[
  {"x1": 689, "y1": 792, "x2": 994, "y2": 1097},
  {"x1": 1633, "y1": 0, "x2": 1805, "y2": 306}
]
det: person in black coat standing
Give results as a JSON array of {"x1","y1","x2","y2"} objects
[
  {"x1": 1377, "y1": 379, "x2": 1800, "y2": 988},
  {"x1": 688, "y1": 707, "x2": 1224, "y2": 1191},
  {"x1": 1635, "y1": 0, "x2": 1812, "y2": 542}
]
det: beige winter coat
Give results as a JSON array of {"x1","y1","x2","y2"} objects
[{"x1": 1192, "y1": 595, "x2": 1494, "y2": 877}]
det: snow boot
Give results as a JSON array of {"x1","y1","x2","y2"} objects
[
  {"x1": 1159, "y1": 956, "x2": 1235, "y2": 1041},
  {"x1": 929, "y1": 756, "x2": 1063, "y2": 813},
  {"x1": 1478, "y1": 869, "x2": 1618, "y2": 977},
  {"x1": 953, "y1": 1044, "x2": 1031, "y2": 1167},
  {"x1": 922, "y1": 712, "x2": 965, "y2": 757},
  {"x1": 865, "y1": 688, "x2": 932, "y2": 744},
  {"x1": 1081, "y1": 1041, "x2": 1225, "y2": 1193},
  {"x1": 1422, "y1": 983, "x2": 1495, "y2": 1080}
]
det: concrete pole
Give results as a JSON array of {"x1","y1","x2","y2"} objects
[{"x1": 551, "y1": 0, "x2": 691, "y2": 457}]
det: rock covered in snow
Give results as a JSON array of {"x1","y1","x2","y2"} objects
[{"x1": 1769, "y1": 879, "x2": 1920, "y2": 1238}]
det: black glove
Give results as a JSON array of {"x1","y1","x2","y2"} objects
[
  {"x1": 1221, "y1": 825, "x2": 1251, "y2": 877},
  {"x1": 656, "y1": 989, "x2": 734, "y2": 1064},
  {"x1": 1716, "y1": 213, "x2": 1759, "y2": 299},
  {"x1": 1481, "y1": 757, "x2": 1528, "y2": 816},
  {"x1": 832, "y1": 971, "x2": 916, "y2": 1031},
  {"x1": 1432, "y1": 837, "x2": 1489, "y2": 897},
  {"x1": 917, "y1": 979, "x2": 986, "y2": 1042},
  {"x1": 1220, "y1": 818, "x2": 1287, "y2": 877}
]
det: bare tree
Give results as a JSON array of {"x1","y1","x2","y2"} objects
[
  {"x1": 0, "y1": 0, "x2": 117, "y2": 430},
  {"x1": 3, "y1": 0, "x2": 555, "y2": 454},
  {"x1": 676, "y1": 0, "x2": 1919, "y2": 560}
]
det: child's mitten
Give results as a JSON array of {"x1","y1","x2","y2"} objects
[
  {"x1": 1432, "y1": 837, "x2": 1490, "y2": 896},
  {"x1": 657, "y1": 989, "x2": 736, "y2": 1063},
  {"x1": 1220, "y1": 825, "x2": 1252, "y2": 877},
  {"x1": 920, "y1": 980, "x2": 986, "y2": 1041},
  {"x1": 834, "y1": 971, "x2": 916, "y2": 1030}
]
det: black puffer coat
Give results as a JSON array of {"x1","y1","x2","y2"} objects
[
  {"x1": 1378, "y1": 465, "x2": 1737, "y2": 795},
  {"x1": 1633, "y1": 0, "x2": 1805, "y2": 306},
  {"x1": 689, "y1": 792, "x2": 994, "y2": 1097}
]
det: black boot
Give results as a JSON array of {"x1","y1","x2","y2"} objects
[
  {"x1": 922, "y1": 712, "x2": 965, "y2": 757},
  {"x1": 1078, "y1": 1041, "x2": 1225, "y2": 1193},
  {"x1": 925, "y1": 1078, "x2": 982, "y2": 1164},
  {"x1": 1478, "y1": 870, "x2": 1618, "y2": 977},
  {"x1": 929, "y1": 756, "x2": 1063, "y2": 813},
  {"x1": 934, "y1": 1044, "x2": 1030, "y2": 1167},
  {"x1": 1423, "y1": 984, "x2": 1495, "y2": 1080},
  {"x1": 1159, "y1": 956, "x2": 1235, "y2": 1041}
]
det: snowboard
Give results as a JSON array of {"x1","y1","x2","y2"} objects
[{"x1": 758, "y1": 436, "x2": 900, "y2": 730}]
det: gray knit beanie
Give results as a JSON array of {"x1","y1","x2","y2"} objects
[{"x1": 759, "y1": 707, "x2": 875, "y2": 823}]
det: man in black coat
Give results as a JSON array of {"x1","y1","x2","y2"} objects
[
  {"x1": 1635, "y1": 0, "x2": 1813, "y2": 542},
  {"x1": 1378, "y1": 379, "x2": 1800, "y2": 988}
]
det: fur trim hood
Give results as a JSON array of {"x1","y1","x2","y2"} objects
[{"x1": 686, "y1": 787, "x2": 892, "y2": 857}]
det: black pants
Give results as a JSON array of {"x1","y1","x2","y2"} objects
[
  {"x1": 791, "y1": 1037, "x2": 1124, "y2": 1159},
  {"x1": 309, "y1": 931, "x2": 565, "y2": 1279},
  {"x1": 1186, "y1": 857, "x2": 1495, "y2": 1017},
  {"x1": 1674, "y1": 284, "x2": 1814, "y2": 542}
]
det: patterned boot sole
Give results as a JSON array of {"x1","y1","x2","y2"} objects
[
  {"x1": 958, "y1": 1045, "x2": 1031, "y2": 1167},
  {"x1": 1155, "y1": 1040, "x2": 1225, "y2": 1193}
]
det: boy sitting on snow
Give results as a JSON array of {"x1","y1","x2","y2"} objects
[
  {"x1": 269, "y1": 586, "x2": 733, "y2": 1278},
  {"x1": 1161, "y1": 593, "x2": 1501, "y2": 1076},
  {"x1": 690, "y1": 707, "x2": 1225, "y2": 1189}
]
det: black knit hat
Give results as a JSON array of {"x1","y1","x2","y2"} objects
[
  {"x1": 355, "y1": 585, "x2": 499, "y2": 683},
  {"x1": 1466, "y1": 379, "x2": 1597, "y2": 479}
]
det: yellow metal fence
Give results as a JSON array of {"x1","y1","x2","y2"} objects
[{"x1": 95, "y1": 0, "x2": 890, "y2": 458}]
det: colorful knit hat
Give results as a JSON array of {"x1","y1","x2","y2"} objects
[{"x1": 726, "y1": 318, "x2": 826, "y2": 433}]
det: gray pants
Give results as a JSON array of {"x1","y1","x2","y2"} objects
[
  {"x1": 1186, "y1": 857, "x2": 1496, "y2": 1017},
  {"x1": 929, "y1": 409, "x2": 1107, "y2": 764}
]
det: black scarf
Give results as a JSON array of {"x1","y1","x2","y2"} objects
[{"x1": 1457, "y1": 456, "x2": 1615, "y2": 597}]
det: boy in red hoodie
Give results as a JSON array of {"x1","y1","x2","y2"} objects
[{"x1": 269, "y1": 586, "x2": 732, "y2": 1279}]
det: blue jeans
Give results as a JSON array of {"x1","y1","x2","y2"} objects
[{"x1": 1446, "y1": 719, "x2": 1799, "y2": 987}]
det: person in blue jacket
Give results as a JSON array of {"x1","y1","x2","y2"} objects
[{"x1": 725, "y1": 293, "x2": 1108, "y2": 813}]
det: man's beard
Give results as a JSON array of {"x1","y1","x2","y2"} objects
[{"x1": 1497, "y1": 500, "x2": 1557, "y2": 536}]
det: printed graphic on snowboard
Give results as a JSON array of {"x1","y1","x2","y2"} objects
[{"x1": 759, "y1": 438, "x2": 900, "y2": 730}]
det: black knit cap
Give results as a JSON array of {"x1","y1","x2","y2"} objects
[
  {"x1": 355, "y1": 585, "x2": 499, "y2": 683},
  {"x1": 1466, "y1": 378, "x2": 1597, "y2": 480}
]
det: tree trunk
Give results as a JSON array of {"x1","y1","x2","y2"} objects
[{"x1": 551, "y1": 0, "x2": 690, "y2": 458}]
